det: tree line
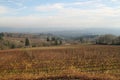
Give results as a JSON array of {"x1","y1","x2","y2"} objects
[
  {"x1": 96, "y1": 34, "x2": 120, "y2": 45},
  {"x1": 0, "y1": 33, "x2": 63, "y2": 50},
  {"x1": 78, "y1": 34, "x2": 120, "y2": 45}
]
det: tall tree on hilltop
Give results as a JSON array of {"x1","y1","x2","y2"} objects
[{"x1": 25, "y1": 38, "x2": 30, "y2": 46}]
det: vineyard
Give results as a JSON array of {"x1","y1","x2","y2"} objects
[{"x1": 0, "y1": 45, "x2": 120, "y2": 79}]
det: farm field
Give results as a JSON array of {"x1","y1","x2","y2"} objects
[{"x1": 0, "y1": 45, "x2": 120, "y2": 80}]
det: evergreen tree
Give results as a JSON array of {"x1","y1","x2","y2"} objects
[
  {"x1": 25, "y1": 38, "x2": 30, "y2": 46},
  {"x1": 46, "y1": 37, "x2": 50, "y2": 42}
]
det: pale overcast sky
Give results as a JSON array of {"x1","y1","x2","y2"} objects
[{"x1": 0, "y1": 0, "x2": 120, "y2": 29}]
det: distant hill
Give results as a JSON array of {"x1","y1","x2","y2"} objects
[
  {"x1": 0, "y1": 27, "x2": 120, "y2": 37},
  {"x1": 51, "y1": 28, "x2": 120, "y2": 37}
]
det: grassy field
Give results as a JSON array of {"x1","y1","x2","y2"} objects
[{"x1": 0, "y1": 45, "x2": 120, "y2": 80}]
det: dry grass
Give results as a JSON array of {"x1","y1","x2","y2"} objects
[{"x1": 0, "y1": 45, "x2": 120, "y2": 80}]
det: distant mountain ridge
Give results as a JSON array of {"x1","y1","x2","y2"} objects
[
  {"x1": 0, "y1": 27, "x2": 120, "y2": 36},
  {"x1": 51, "y1": 28, "x2": 120, "y2": 37}
]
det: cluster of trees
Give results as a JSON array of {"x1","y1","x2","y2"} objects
[
  {"x1": 0, "y1": 32, "x2": 30, "y2": 50},
  {"x1": 46, "y1": 37, "x2": 62, "y2": 45},
  {"x1": 0, "y1": 38, "x2": 30, "y2": 50},
  {"x1": 0, "y1": 32, "x2": 63, "y2": 50},
  {"x1": 77, "y1": 34, "x2": 120, "y2": 45},
  {"x1": 96, "y1": 35, "x2": 120, "y2": 45}
]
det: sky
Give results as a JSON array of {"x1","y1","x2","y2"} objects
[{"x1": 0, "y1": 0, "x2": 120, "y2": 30}]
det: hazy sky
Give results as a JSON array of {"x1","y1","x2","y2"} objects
[{"x1": 0, "y1": 0, "x2": 120, "y2": 29}]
